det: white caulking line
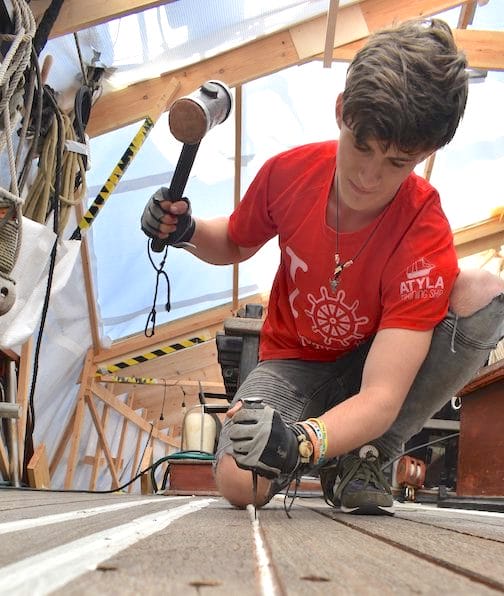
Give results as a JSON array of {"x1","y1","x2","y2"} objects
[
  {"x1": 247, "y1": 504, "x2": 281, "y2": 596},
  {"x1": 395, "y1": 502, "x2": 504, "y2": 519},
  {"x1": 0, "y1": 496, "x2": 187, "y2": 535},
  {"x1": 0, "y1": 498, "x2": 215, "y2": 596}
]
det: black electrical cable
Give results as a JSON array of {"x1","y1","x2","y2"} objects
[
  {"x1": 23, "y1": 86, "x2": 63, "y2": 477},
  {"x1": 0, "y1": 460, "x2": 163, "y2": 495},
  {"x1": 33, "y1": 0, "x2": 65, "y2": 56},
  {"x1": 0, "y1": 451, "x2": 215, "y2": 495}
]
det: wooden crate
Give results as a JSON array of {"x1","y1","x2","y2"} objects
[{"x1": 457, "y1": 361, "x2": 504, "y2": 497}]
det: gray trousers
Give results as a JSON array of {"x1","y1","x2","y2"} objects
[{"x1": 216, "y1": 293, "x2": 504, "y2": 475}]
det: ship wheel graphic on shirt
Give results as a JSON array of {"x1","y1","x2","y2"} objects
[{"x1": 305, "y1": 286, "x2": 369, "y2": 347}]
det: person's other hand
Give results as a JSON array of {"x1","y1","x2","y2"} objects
[
  {"x1": 228, "y1": 402, "x2": 301, "y2": 479},
  {"x1": 141, "y1": 186, "x2": 195, "y2": 245}
]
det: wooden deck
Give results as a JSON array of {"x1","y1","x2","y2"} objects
[{"x1": 1, "y1": 488, "x2": 504, "y2": 595}]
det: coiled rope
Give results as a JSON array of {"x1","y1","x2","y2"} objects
[
  {"x1": 23, "y1": 108, "x2": 87, "y2": 234},
  {"x1": 0, "y1": 0, "x2": 36, "y2": 315}
]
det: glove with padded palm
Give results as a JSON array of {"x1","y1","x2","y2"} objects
[
  {"x1": 229, "y1": 403, "x2": 313, "y2": 479},
  {"x1": 141, "y1": 186, "x2": 195, "y2": 246}
]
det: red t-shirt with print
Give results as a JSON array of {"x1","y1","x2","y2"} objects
[{"x1": 228, "y1": 141, "x2": 459, "y2": 362}]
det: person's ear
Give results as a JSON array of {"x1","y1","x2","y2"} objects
[{"x1": 336, "y1": 93, "x2": 343, "y2": 129}]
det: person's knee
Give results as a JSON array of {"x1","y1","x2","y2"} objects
[
  {"x1": 450, "y1": 269, "x2": 504, "y2": 317},
  {"x1": 214, "y1": 454, "x2": 271, "y2": 508}
]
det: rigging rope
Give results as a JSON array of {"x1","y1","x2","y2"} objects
[{"x1": 0, "y1": 0, "x2": 36, "y2": 315}]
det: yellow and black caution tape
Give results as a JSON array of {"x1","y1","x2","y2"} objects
[
  {"x1": 96, "y1": 336, "x2": 209, "y2": 375},
  {"x1": 71, "y1": 116, "x2": 155, "y2": 240}
]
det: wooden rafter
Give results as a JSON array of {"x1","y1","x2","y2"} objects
[
  {"x1": 454, "y1": 217, "x2": 504, "y2": 259},
  {"x1": 323, "y1": 0, "x2": 341, "y2": 68},
  {"x1": 458, "y1": 1, "x2": 478, "y2": 28},
  {"x1": 30, "y1": 0, "x2": 178, "y2": 38},
  {"x1": 92, "y1": 291, "x2": 267, "y2": 364}
]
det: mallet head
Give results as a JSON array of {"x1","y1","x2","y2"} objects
[{"x1": 169, "y1": 80, "x2": 233, "y2": 145}]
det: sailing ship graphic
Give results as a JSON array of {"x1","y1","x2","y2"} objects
[{"x1": 406, "y1": 258, "x2": 434, "y2": 280}]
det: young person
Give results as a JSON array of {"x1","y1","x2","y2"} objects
[{"x1": 141, "y1": 18, "x2": 504, "y2": 515}]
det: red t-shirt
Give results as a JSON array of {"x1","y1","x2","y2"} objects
[{"x1": 229, "y1": 141, "x2": 459, "y2": 361}]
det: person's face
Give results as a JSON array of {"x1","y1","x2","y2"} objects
[{"x1": 335, "y1": 94, "x2": 430, "y2": 214}]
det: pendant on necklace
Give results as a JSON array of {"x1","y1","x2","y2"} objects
[{"x1": 329, "y1": 255, "x2": 353, "y2": 292}]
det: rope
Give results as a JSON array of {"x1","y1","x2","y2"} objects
[
  {"x1": 23, "y1": 108, "x2": 87, "y2": 234},
  {"x1": 0, "y1": 0, "x2": 36, "y2": 315}
]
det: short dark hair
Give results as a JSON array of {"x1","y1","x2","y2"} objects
[{"x1": 342, "y1": 18, "x2": 468, "y2": 154}]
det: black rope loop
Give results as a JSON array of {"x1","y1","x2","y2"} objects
[{"x1": 144, "y1": 239, "x2": 171, "y2": 337}]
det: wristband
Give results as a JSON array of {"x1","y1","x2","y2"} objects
[{"x1": 299, "y1": 417, "x2": 328, "y2": 465}]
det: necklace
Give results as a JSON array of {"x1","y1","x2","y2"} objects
[{"x1": 329, "y1": 177, "x2": 391, "y2": 292}]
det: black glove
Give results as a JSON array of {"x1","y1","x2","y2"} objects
[
  {"x1": 141, "y1": 186, "x2": 195, "y2": 246},
  {"x1": 229, "y1": 404, "x2": 312, "y2": 479}
]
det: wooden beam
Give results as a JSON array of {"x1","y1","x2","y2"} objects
[
  {"x1": 30, "y1": 0, "x2": 178, "y2": 39},
  {"x1": 331, "y1": 28, "x2": 504, "y2": 69},
  {"x1": 140, "y1": 444, "x2": 154, "y2": 494},
  {"x1": 49, "y1": 408, "x2": 76, "y2": 476},
  {"x1": 91, "y1": 381, "x2": 178, "y2": 447},
  {"x1": 64, "y1": 349, "x2": 95, "y2": 489},
  {"x1": 87, "y1": 29, "x2": 299, "y2": 137},
  {"x1": 0, "y1": 435, "x2": 9, "y2": 480},
  {"x1": 91, "y1": 292, "x2": 267, "y2": 364},
  {"x1": 114, "y1": 393, "x2": 133, "y2": 489},
  {"x1": 458, "y1": 1, "x2": 477, "y2": 28},
  {"x1": 86, "y1": 394, "x2": 120, "y2": 489},
  {"x1": 454, "y1": 217, "x2": 504, "y2": 259},
  {"x1": 359, "y1": 0, "x2": 464, "y2": 30},
  {"x1": 289, "y1": 4, "x2": 368, "y2": 60},
  {"x1": 323, "y1": 0, "x2": 341, "y2": 68},
  {"x1": 75, "y1": 203, "x2": 101, "y2": 352},
  {"x1": 27, "y1": 444, "x2": 51, "y2": 489},
  {"x1": 89, "y1": 402, "x2": 110, "y2": 490},
  {"x1": 423, "y1": 153, "x2": 437, "y2": 182},
  {"x1": 16, "y1": 338, "x2": 32, "y2": 473},
  {"x1": 453, "y1": 29, "x2": 504, "y2": 71},
  {"x1": 129, "y1": 409, "x2": 148, "y2": 493},
  {"x1": 87, "y1": 0, "x2": 499, "y2": 138}
]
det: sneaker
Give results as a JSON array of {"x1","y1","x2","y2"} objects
[{"x1": 321, "y1": 445, "x2": 394, "y2": 516}]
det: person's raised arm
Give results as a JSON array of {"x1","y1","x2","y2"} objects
[{"x1": 140, "y1": 187, "x2": 263, "y2": 265}]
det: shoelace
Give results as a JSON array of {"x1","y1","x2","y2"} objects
[{"x1": 334, "y1": 454, "x2": 391, "y2": 500}]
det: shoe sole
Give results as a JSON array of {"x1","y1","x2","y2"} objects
[{"x1": 340, "y1": 503, "x2": 395, "y2": 516}]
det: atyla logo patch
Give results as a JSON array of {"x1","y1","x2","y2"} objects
[{"x1": 400, "y1": 257, "x2": 445, "y2": 301}]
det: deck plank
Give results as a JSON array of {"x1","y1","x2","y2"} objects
[
  {"x1": 395, "y1": 505, "x2": 504, "y2": 543},
  {"x1": 2, "y1": 489, "x2": 504, "y2": 595},
  {"x1": 261, "y1": 500, "x2": 501, "y2": 595},
  {"x1": 0, "y1": 496, "x2": 189, "y2": 567},
  {"x1": 0, "y1": 488, "x2": 165, "y2": 520},
  {"x1": 298, "y1": 499, "x2": 504, "y2": 592},
  {"x1": 51, "y1": 502, "x2": 257, "y2": 596}
]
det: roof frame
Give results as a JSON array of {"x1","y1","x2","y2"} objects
[{"x1": 86, "y1": 0, "x2": 504, "y2": 137}]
